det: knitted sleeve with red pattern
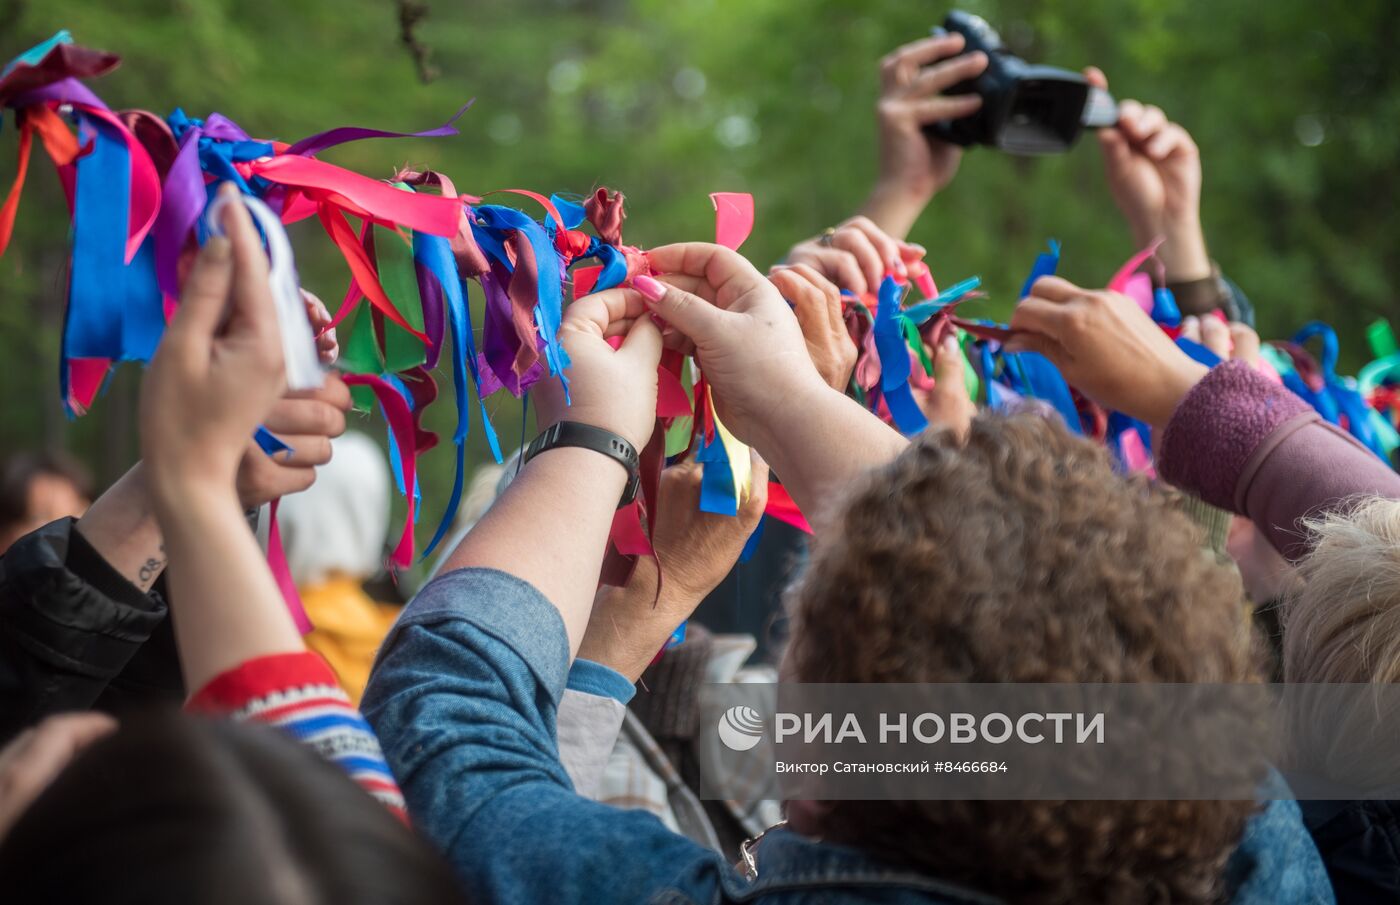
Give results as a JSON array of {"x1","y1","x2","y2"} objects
[{"x1": 187, "y1": 650, "x2": 406, "y2": 821}]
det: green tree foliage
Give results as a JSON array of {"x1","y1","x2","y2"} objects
[{"x1": 2, "y1": 0, "x2": 1397, "y2": 556}]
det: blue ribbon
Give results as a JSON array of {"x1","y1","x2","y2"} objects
[
  {"x1": 976, "y1": 341, "x2": 1016, "y2": 412},
  {"x1": 739, "y1": 515, "x2": 766, "y2": 564},
  {"x1": 253, "y1": 426, "x2": 293, "y2": 457},
  {"x1": 570, "y1": 236, "x2": 628, "y2": 294},
  {"x1": 66, "y1": 116, "x2": 130, "y2": 361},
  {"x1": 471, "y1": 204, "x2": 570, "y2": 383},
  {"x1": 872, "y1": 276, "x2": 929, "y2": 436},
  {"x1": 381, "y1": 373, "x2": 422, "y2": 521},
  {"x1": 1294, "y1": 321, "x2": 1390, "y2": 459},
  {"x1": 903, "y1": 276, "x2": 983, "y2": 326},
  {"x1": 1002, "y1": 350, "x2": 1082, "y2": 434},
  {"x1": 1152, "y1": 287, "x2": 1182, "y2": 327},
  {"x1": 547, "y1": 193, "x2": 587, "y2": 231},
  {"x1": 696, "y1": 430, "x2": 739, "y2": 516},
  {"x1": 1283, "y1": 324, "x2": 1341, "y2": 425},
  {"x1": 1105, "y1": 410, "x2": 1154, "y2": 472},
  {"x1": 62, "y1": 114, "x2": 165, "y2": 417},
  {"x1": 167, "y1": 109, "x2": 274, "y2": 201},
  {"x1": 1019, "y1": 239, "x2": 1061, "y2": 299},
  {"x1": 416, "y1": 230, "x2": 504, "y2": 559},
  {"x1": 1175, "y1": 336, "x2": 1223, "y2": 369}
]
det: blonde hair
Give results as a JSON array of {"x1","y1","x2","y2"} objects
[{"x1": 1283, "y1": 496, "x2": 1400, "y2": 684}]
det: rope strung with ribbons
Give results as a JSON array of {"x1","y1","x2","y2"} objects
[
  {"x1": 0, "y1": 31, "x2": 809, "y2": 639},
  {"x1": 839, "y1": 232, "x2": 1398, "y2": 474}
]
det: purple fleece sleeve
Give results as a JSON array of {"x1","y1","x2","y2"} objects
[{"x1": 1158, "y1": 360, "x2": 1400, "y2": 560}]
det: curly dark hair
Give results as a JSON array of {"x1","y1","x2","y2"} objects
[{"x1": 784, "y1": 413, "x2": 1261, "y2": 905}]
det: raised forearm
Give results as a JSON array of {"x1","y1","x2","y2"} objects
[
  {"x1": 154, "y1": 486, "x2": 302, "y2": 693},
  {"x1": 74, "y1": 463, "x2": 167, "y2": 593},
  {"x1": 750, "y1": 381, "x2": 908, "y2": 531},
  {"x1": 438, "y1": 447, "x2": 627, "y2": 656},
  {"x1": 859, "y1": 180, "x2": 934, "y2": 242},
  {"x1": 1145, "y1": 217, "x2": 1211, "y2": 284}
]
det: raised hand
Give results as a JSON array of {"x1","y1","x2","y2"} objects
[
  {"x1": 442, "y1": 287, "x2": 663, "y2": 653},
  {"x1": 863, "y1": 33, "x2": 989, "y2": 239},
  {"x1": 913, "y1": 334, "x2": 977, "y2": 438},
  {"x1": 768, "y1": 263, "x2": 857, "y2": 391},
  {"x1": 634, "y1": 243, "x2": 906, "y2": 527},
  {"x1": 576, "y1": 455, "x2": 769, "y2": 681},
  {"x1": 783, "y1": 216, "x2": 925, "y2": 298},
  {"x1": 236, "y1": 375, "x2": 350, "y2": 508},
  {"x1": 140, "y1": 183, "x2": 287, "y2": 504},
  {"x1": 1006, "y1": 275, "x2": 1208, "y2": 430},
  {"x1": 1087, "y1": 68, "x2": 1211, "y2": 283},
  {"x1": 532, "y1": 286, "x2": 663, "y2": 452},
  {"x1": 634, "y1": 245, "x2": 826, "y2": 451},
  {"x1": 137, "y1": 182, "x2": 308, "y2": 691}
]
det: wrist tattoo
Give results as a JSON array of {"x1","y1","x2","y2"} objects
[{"x1": 137, "y1": 544, "x2": 167, "y2": 589}]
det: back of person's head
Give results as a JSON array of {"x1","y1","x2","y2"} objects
[
  {"x1": 783, "y1": 412, "x2": 1261, "y2": 905},
  {"x1": 278, "y1": 431, "x2": 392, "y2": 586},
  {"x1": 1284, "y1": 496, "x2": 1400, "y2": 684},
  {"x1": 0, "y1": 449, "x2": 94, "y2": 551},
  {"x1": 1280, "y1": 498, "x2": 1400, "y2": 795},
  {"x1": 0, "y1": 709, "x2": 463, "y2": 905}
]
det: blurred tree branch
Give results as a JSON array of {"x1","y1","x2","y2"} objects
[{"x1": 395, "y1": 0, "x2": 438, "y2": 84}]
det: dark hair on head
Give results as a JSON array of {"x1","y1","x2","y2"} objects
[
  {"x1": 0, "y1": 449, "x2": 94, "y2": 526},
  {"x1": 0, "y1": 709, "x2": 465, "y2": 905},
  {"x1": 784, "y1": 412, "x2": 1261, "y2": 905}
]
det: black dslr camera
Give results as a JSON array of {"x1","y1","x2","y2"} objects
[{"x1": 925, "y1": 11, "x2": 1118, "y2": 154}]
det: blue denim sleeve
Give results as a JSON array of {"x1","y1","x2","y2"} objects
[{"x1": 362, "y1": 567, "x2": 725, "y2": 905}]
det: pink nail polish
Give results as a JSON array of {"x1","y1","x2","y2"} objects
[{"x1": 632, "y1": 274, "x2": 666, "y2": 302}]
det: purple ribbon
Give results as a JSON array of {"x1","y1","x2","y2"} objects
[
  {"x1": 200, "y1": 112, "x2": 252, "y2": 142},
  {"x1": 414, "y1": 259, "x2": 447, "y2": 370},
  {"x1": 11, "y1": 76, "x2": 106, "y2": 110},
  {"x1": 477, "y1": 264, "x2": 544, "y2": 396},
  {"x1": 153, "y1": 128, "x2": 205, "y2": 298},
  {"x1": 285, "y1": 100, "x2": 473, "y2": 158}
]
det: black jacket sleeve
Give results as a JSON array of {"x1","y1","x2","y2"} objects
[{"x1": 0, "y1": 517, "x2": 182, "y2": 742}]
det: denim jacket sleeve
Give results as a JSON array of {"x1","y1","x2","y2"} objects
[{"x1": 361, "y1": 567, "x2": 725, "y2": 905}]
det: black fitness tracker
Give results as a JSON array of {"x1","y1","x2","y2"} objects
[{"x1": 522, "y1": 421, "x2": 641, "y2": 509}]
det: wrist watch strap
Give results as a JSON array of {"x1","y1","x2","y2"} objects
[
  {"x1": 522, "y1": 421, "x2": 640, "y2": 509},
  {"x1": 1167, "y1": 262, "x2": 1235, "y2": 319}
]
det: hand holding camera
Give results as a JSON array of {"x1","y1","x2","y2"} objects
[
  {"x1": 864, "y1": 32, "x2": 989, "y2": 240},
  {"x1": 1087, "y1": 68, "x2": 1212, "y2": 283}
]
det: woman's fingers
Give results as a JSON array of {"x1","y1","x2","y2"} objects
[
  {"x1": 907, "y1": 50, "x2": 988, "y2": 98},
  {"x1": 568, "y1": 286, "x2": 651, "y2": 337},
  {"x1": 880, "y1": 32, "x2": 966, "y2": 89},
  {"x1": 1229, "y1": 322, "x2": 1261, "y2": 364},
  {"x1": 837, "y1": 216, "x2": 904, "y2": 276},
  {"x1": 630, "y1": 270, "x2": 731, "y2": 347},
  {"x1": 645, "y1": 243, "x2": 768, "y2": 308},
  {"x1": 784, "y1": 262, "x2": 845, "y2": 335},
  {"x1": 830, "y1": 228, "x2": 886, "y2": 292},
  {"x1": 1199, "y1": 315, "x2": 1233, "y2": 359}
]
